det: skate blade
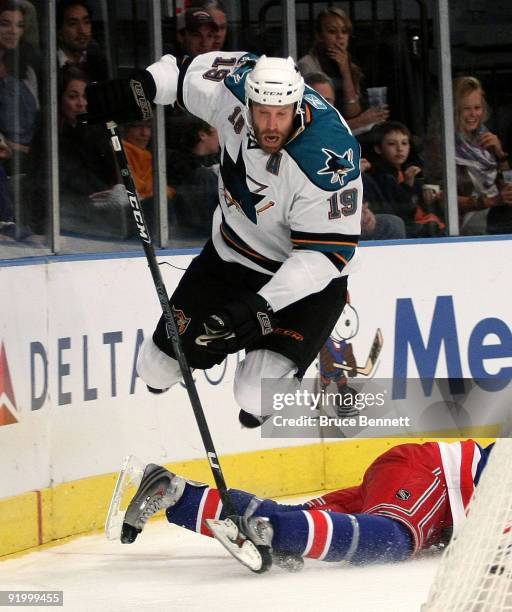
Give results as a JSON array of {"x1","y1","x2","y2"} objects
[
  {"x1": 105, "y1": 455, "x2": 145, "y2": 541},
  {"x1": 206, "y1": 518, "x2": 272, "y2": 573}
]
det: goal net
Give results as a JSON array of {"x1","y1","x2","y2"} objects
[{"x1": 423, "y1": 438, "x2": 512, "y2": 611}]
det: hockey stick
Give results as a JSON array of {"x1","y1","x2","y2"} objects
[
  {"x1": 106, "y1": 121, "x2": 273, "y2": 572},
  {"x1": 333, "y1": 328, "x2": 383, "y2": 376},
  {"x1": 105, "y1": 121, "x2": 236, "y2": 508},
  {"x1": 106, "y1": 121, "x2": 272, "y2": 572}
]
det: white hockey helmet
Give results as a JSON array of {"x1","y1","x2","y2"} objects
[{"x1": 245, "y1": 55, "x2": 304, "y2": 108}]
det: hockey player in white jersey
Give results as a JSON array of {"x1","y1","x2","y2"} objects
[{"x1": 85, "y1": 52, "x2": 362, "y2": 427}]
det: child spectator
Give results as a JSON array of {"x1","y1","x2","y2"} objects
[
  {"x1": 121, "y1": 119, "x2": 175, "y2": 238},
  {"x1": 298, "y1": 7, "x2": 389, "y2": 136},
  {"x1": 371, "y1": 121, "x2": 445, "y2": 238}
]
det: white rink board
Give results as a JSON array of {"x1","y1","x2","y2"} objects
[{"x1": 1, "y1": 237, "x2": 512, "y2": 497}]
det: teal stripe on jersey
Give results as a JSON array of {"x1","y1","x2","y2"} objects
[{"x1": 223, "y1": 54, "x2": 258, "y2": 103}]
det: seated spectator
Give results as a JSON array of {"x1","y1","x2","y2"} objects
[
  {"x1": 167, "y1": 115, "x2": 220, "y2": 240},
  {"x1": 361, "y1": 199, "x2": 406, "y2": 241},
  {"x1": 175, "y1": 7, "x2": 218, "y2": 61},
  {"x1": 303, "y1": 71, "x2": 336, "y2": 106},
  {"x1": 298, "y1": 7, "x2": 389, "y2": 137},
  {"x1": 0, "y1": 0, "x2": 39, "y2": 158},
  {"x1": 424, "y1": 76, "x2": 512, "y2": 235},
  {"x1": 19, "y1": 0, "x2": 37, "y2": 49},
  {"x1": 56, "y1": 0, "x2": 108, "y2": 82},
  {"x1": 370, "y1": 121, "x2": 445, "y2": 238},
  {"x1": 199, "y1": 0, "x2": 228, "y2": 51},
  {"x1": 121, "y1": 119, "x2": 175, "y2": 237},
  {"x1": 29, "y1": 65, "x2": 128, "y2": 238},
  {"x1": 359, "y1": 158, "x2": 406, "y2": 240}
]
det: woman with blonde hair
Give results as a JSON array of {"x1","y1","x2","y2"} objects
[
  {"x1": 298, "y1": 7, "x2": 389, "y2": 133},
  {"x1": 453, "y1": 76, "x2": 512, "y2": 234}
]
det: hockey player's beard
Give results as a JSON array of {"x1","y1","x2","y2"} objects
[{"x1": 253, "y1": 126, "x2": 291, "y2": 154}]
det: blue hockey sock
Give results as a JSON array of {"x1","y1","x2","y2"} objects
[
  {"x1": 270, "y1": 510, "x2": 412, "y2": 563},
  {"x1": 166, "y1": 486, "x2": 292, "y2": 534}
]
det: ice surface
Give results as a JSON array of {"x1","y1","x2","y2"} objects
[{"x1": 0, "y1": 518, "x2": 440, "y2": 611}]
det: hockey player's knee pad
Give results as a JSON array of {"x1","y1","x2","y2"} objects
[
  {"x1": 234, "y1": 350, "x2": 299, "y2": 417},
  {"x1": 136, "y1": 337, "x2": 182, "y2": 391}
]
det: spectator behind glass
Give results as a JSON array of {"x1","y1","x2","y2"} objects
[
  {"x1": 424, "y1": 76, "x2": 512, "y2": 235},
  {"x1": 199, "y1": 0, "x2": 228, "y2": 51},
  {"x1": 167, "y1": 115, "x2": 220, "y2": 240},
  {"x1": 54, "y1": 65, "x2": 127, "y2": 237},
  {"x1": 371, "y1": 120, "x2": 445, "y2": 238},
  {"x1": 56, "y1": 0, "x2": 108, "y2": 82},
  {"x1": 298, "y1": 7, "x2": 389, "y2": 136},
  {"x1": 304, "y1": 73, "x2": 405, "y2": 241},
  {"x1": 19, "y1": 0, "x2": 37, "y2": 49},
  {"x1": 360, "y1": 155, "x2": 406, "y2": 241},
  {"x1": 176, "y1": 7, "x2": 218, "y2": 60},
  {"x1": 121, "y1": 120, "x2": 176, "y2": 238},
  {"x1": 303, "y1": 71, "x2": 336, "y2": 105},
  {"x1": 0, "y1": 0, "x2": 39, "y2": 156}
]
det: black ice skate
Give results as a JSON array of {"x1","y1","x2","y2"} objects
[
  {"x1": 239, "y1": 409, "x2": 271, "y2": 429},
  {"x1": 121, "y1": 464, "x2": 184, "y2": 544}
]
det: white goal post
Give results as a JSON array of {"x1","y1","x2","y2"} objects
[{"x1": 423, "y1": 438, "x2": 512, "y2": 612}]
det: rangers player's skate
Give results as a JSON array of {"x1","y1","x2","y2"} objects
[
  {"x1": 121, "y1": 463, "x2": 185, "y2": 543},
  {"x1": 105, "y1": 456, "x2": 184, "y2": 543}
]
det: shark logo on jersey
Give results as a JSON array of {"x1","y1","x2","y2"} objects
[
  {"x1": 221, "y1": 145, "x2": 266, "y2": 223},
  {"x1": 304, "y1": 93, "x2": 327, "y2": 110},
  {"x1": 318, "y1": 148, "x2": 355, "y2": 186}
]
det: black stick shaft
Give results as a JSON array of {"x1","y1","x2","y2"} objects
[{"x1": 107, "y1": 121, "x2": 235, "y2": 516}]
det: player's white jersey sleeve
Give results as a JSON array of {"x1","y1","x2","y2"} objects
[
  {"x1": 146, "y1": 51, "x2": 249, "y2": 126},
  {"x1": 258, "y1": 172, "x2": 362, "y2": 311}
]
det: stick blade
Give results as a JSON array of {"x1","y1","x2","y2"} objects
[
  {"x1": 105, "y1": 455, "x2": 145, "y2": 541},
  {"x1": 206, "y1": 518, "x2": 272, "y2": 574}
]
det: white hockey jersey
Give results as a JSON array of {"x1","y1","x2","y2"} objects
[{"x1": 147, "y1": 52, "x2": 362, "y2": 311}]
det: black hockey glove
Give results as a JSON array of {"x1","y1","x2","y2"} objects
[
  {"x1": 195, "y1": 293, "x2": 277, "y2": 355},
  {"x1": 80, "y1": 69, "x2": 156, "y2": 126}
]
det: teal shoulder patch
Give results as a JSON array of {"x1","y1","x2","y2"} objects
[
  {"x1": 286, "y1": 88, "x2": 361, "y2": 191},
  {"x1": 223, "y1": 53, "x2": 259, "y2": 103}
]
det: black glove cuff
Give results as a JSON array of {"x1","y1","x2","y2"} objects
[
  {"x1": 84, "y1": 69, "x2": 156, "y2": 125},
  {"x1": 130, "y1": 69, "x2": 157, "y2": 107},
  {"x1": 245, "y1": 293, "x2": 276, "y2": 336}
]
